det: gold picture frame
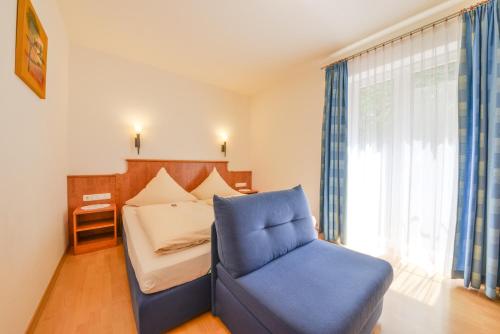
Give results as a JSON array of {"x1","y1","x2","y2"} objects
[{"x1": 15, "y1": 0, "x2": 48, "y2": 99}]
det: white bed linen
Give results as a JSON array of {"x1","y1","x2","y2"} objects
[
  {"x1": 123, "y1": 205, "x2": 211, "y2": 294},
  {"x1": 136, "y1": 202, "x2": 212, "y2": 254}
]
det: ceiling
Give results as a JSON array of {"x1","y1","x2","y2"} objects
[{"x1": 57, "y1": 0, "x2": 448, "y2": 95}]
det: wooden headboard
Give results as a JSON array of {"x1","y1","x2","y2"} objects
[{"x1": 67, "y1": 159, "x2": 252, "y2": 243}]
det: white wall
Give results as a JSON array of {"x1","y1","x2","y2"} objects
[
  {"x1": 250, "y1": 60, "x2": 325, "y2": 219},
  {"x1": 68, "y1": 45, "x2": 252, "y2": 175},
  {"x1": 0, "y1": 0, "x2": 69, "y2": 332},
  {"x1": 249, "y1": 0, "x2": 476, "y2": 222}
]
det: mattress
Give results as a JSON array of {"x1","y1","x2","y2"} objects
[{"x1": 122, "y1": 205, "x2": 211, "y2": 294}]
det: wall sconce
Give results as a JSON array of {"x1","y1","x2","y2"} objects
[
  {"x1": 220, "y1": 133, "x2": 228, "y2": 157},
  {"x1": 221, "y1": 141, "x2": 227, "y2": 157},
  {"x1": 134, "y1": 124, "x2": 142, "y2": 155}
]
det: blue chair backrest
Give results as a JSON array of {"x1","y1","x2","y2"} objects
[{"x1": 213, "y1": 185, "x2": 316, "y2": 278}]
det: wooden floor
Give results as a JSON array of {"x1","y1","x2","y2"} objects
[{"x1": 31, "y1": 244, "x2": 500, "y2": 334}]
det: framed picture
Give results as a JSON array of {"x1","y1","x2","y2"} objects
[{"x1": 15, "y1": 0, "x2": 48, "y2": 99}]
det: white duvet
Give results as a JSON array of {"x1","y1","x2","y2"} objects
[{"x1": 136, "y1": 201, "x2": 214, "y2": 254}]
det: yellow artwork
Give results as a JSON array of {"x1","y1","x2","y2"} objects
[{"x1": 15, "y1": 0, "x2": 48, "y2": 99}]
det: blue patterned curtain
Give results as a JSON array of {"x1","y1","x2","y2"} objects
[
  {"x1": 453, "y1": 0, "x2": 500, "y2": 299},
  {"x1": 320, "y1": 62, "x2": 348, "y2": 243}
]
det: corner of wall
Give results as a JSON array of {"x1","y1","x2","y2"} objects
[{"x1": 0, "y1": 0, "x2": 70, "y2": 332}]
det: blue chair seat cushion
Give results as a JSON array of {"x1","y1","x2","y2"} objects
[{"x1": 216, "y1": 240, "x2": 393, "y2": 334}]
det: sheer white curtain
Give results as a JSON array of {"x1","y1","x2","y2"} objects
[{"x1": 346, "y1": 17, "x2": 461, "y2": 276}]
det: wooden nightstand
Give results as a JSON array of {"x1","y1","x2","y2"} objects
[
  {"x1": 238, "y1": 189, "x2": 258, "y2": 194},
  {"x1": 72, "y1": 203, "x2": 117, "y2": 255}
]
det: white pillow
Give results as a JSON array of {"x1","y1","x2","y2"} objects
[
  {"x1": 126, "y1": 168, "x2": 196, "y2": 206},
  {"x1": 191, "y1": 168, "x2": 242, "y2": 200}
]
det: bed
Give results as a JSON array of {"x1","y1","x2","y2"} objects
[
  {"x1": 123, "y1": 205, "x2": 212, "y2": 334},
  {"x1": 67, "y1": 159, "x2": 253, "y2": 334},
  {"x1": 122, "y1": 205, "x2": 211, "y2": 294}
]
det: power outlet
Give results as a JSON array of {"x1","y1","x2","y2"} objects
[
  {"x1": 235, "y1": 182, "x2": 247, "y2": 188},
  {"x1": 83, "y1": 193, "x2": 111, "y2": 202}
]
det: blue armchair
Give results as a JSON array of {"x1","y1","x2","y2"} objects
[{"x1": 211, "y1": 186, "x2": 393, "y2": 334}]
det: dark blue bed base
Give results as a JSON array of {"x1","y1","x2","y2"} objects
[{"x1": 123, "y1": 228, "x2": 211, "y2": 334}]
